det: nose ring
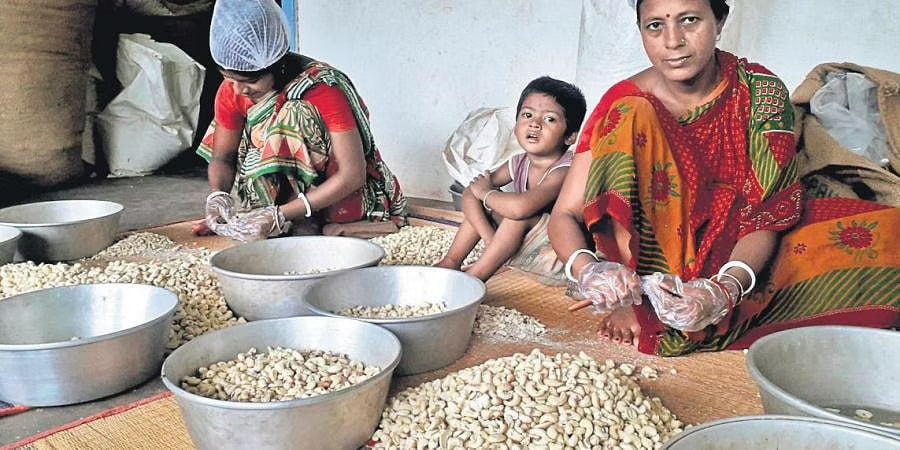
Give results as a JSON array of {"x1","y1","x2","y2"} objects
[{"x1": 679, "y1": 38, "x2": 686, "y2": 46}]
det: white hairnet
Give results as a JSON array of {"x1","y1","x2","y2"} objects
[{"x1": 210, "y1": 0, "x2": 290, "y2": 72}]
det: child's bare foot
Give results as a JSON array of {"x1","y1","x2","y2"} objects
[
  {"x1": 434, "y1": 257, "x2": 461, "y2": 270},
  {"x1": 598, "y1": 306, "x2": 641, "y2": 346}
]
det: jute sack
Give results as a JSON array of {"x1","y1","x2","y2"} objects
[
  {"x1": 0, "y1": 0, "x2": 96, "y2": 188},
  {"x1": 792, "y1": 62, "x2": 900, "y2": 207}
]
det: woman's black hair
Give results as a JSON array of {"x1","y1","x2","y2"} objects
[
  {"x1": 218, "y1": 53, "x2": 306, "y2": 91},
  {"x1": 516, "y1": 76, "x2": 587, "y2": 139},
  {"x1": 635, "y1": 0, "x2": 730, "y2": 23}
]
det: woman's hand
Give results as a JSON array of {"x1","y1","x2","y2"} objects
[
  {"x1": 217, "y1": 206, "x2": 290, "y2": 242},
  {"x1": 204, "y1": 191, "x2": 236, "y2": 229},
  {"x1": 570, "y1": 261, "x2": 643, "y2": 315},
  {"x1": 641, "y1": 273, "x2": 740, "y2": 332},
  {"x1": 468, "y1": 170, "x2": 493, "y2": 199}
]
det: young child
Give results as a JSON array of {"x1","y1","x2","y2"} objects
[{"x1": 436, "y1": 76, "x2": 586, "y2": 281}]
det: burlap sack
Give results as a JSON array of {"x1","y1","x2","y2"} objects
[
  {"x1": 792, "y1": 63, "x2": 900, "y2": 207},
  {"x1": 0, "y1": 0, "x2": 96, "y2": 189}
]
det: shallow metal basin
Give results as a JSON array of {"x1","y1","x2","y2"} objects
[
  {"x1": 209, "y1": 236, "x2": 385, "y2": 321},
  {"x1": 0, "y1": 199, "x2": 123, "y2": 262},
  {"x1": 0, "y1": 284, "x2": 177, "y2": 406},
  {"x1": 0, "y1": 225, "x2": 22, "y2": 265},
  {"x1": 303, "y1": 266, "x2": 486, "y2": 375},
  {"x1": 747, "y1": 326, "x2": 900, "y2": 436},
  {"x1": 161, "y1": 316, "x2": 401, "y2": 450},
  {"x1": 662, "y1": 415, "x2": 900, "y2": 449}
]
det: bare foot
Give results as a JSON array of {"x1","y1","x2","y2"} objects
[
  {"x1": 434, "y1": 257, "x2": 461, "y2": 270},
  {"x1": 598, "y1": 306, "x2": 641, "y2": 346},
  {"x1": 191, "y1": 219, "x2": 213, "y2": 236}
]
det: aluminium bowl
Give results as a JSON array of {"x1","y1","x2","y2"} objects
[
  {"x1": 747, "y1": 326, "x2": 900, "y2": 436},
  {"x1": 208, "y1": 236, "x2": 385, "y2": 321},
  {"x1": 0, "y1": 225, "x2": 22, "y2": 265},
  {"x1": 0, "y1": 199, "x2": 123, "y2": 262},
  {"x1": 161, "y1": 316, "x2": 401, "y2": 450},
  {"x1": 662, "y1": 415, "x2": 900, "y2": 449},
  {"x1": 0, "y1": 283, "x2": 177, "y2": 406},
  {"x1": 303, "y1": 265, "x2": 486, "y2": 375}
]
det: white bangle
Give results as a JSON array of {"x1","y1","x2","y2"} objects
[
  {"x1": 482, "y1": 189, "x2": 499, "y2": 212},
  {"x1": 718, "y1": 260, "x2": 756, "y2": 296},
  {"x1": 564, "y1": 249, "x2": 600, "y2": 283},
  {"x1": 298, "y1": 192, "x2": 313, "y2": 218}
]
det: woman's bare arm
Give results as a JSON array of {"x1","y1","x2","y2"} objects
[
  {"x1": 549, "y1": 151, "x2": 595, "y2": 278},
  {"x1": 208, "y1": 125, "x2": 242, "y2": 192},
  {"x1": 279, "y1": 128, "x2": 366, "y2": 220}
]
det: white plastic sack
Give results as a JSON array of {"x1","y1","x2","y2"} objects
[
  {"x1": 811, "y1": 72, "x2": 890, "y2": 167},
  {"x1": 442, "y1": 107, "x2": 524, "y2": 186},
  {"x1": 97, "y1": 33, "x2": 205, "y2": 177}
]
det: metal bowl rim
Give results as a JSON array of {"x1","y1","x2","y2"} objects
[
  {"x1": 0, "y1": 225, "x2": 22, "y2": 241},
  {"x1": 302, "y1": 265, "x2": 487, "y2": 324},
  {"x1": 208, "y1": 236, "x2": 386, "y2": 281},
  {"x1": 160, "y1": 316, "x2": 402, "y2": 410},
  {"x1": 746, "y1": 325, "x2": 900, "y2": 436},
  {"x1": 0, "y1": 283, "x2": 178, "y2": 351},
  {"x1": 662, "y1": 414, "x2": 900, "y2": 446},
  {"x1": 0, "y1": 200, "x2": 124, "y2": 228}
]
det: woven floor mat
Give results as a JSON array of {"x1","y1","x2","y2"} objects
[{"x1": 4, "y1": 393, "x2": 190, "y2": 450}]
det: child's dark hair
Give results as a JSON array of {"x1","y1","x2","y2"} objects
[
  {"x1": 516, "y1": 76, "x2": 587, "y2": 139},
  {"x1": 635, "y1": 0, "x2": 729, "y2": 22}
]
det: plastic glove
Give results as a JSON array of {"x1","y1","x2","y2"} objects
[
  {"x1": 205, "y1": 191, "x2": 236, "y2": 230},
  {"x1": 573, "y1": 261, "x2": 643, "y2": 315},
  {"x1": 641, "y1": 273, "x2": 740, "y2": 332},
  {"x1": 215, "y1": 205, "x2": 291, "y2": 242}
]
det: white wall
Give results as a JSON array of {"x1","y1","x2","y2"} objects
[
  {"x1": 299, "y1": 0, "x2": 582, "y2": 200},
  {"x1": 299, "y1": 0, "x2": 898, "y2": 201}
]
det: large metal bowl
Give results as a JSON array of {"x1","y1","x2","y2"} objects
[
  {"x1": 161, "y1": 316, "x2": 401, "y2": 450},
  {"x1": 0, "y1": 284, "x2": 177, "y2": 406},
  {"x1": 747, "y1": 326, "x2": 900, "y2": 436},
  {"x1": 0, "y1": 225, "x2": 22, "y2": 265},
  {"x1": 209, "y1": 236, "x2": 385, "y2": 321},
  {"x1": 303, "y1": 266, "x2": 486, "y2": 375},
  {"x1": 662, "y1": 415, "x2": 900, "y2": 449},
  {"x1": 0, "y1": 199, "x2": 123, "y2": 262}
]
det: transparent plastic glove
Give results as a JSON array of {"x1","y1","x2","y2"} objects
[
  {"x1": 205, "y1": 191, "x2": 236, "y2": 230},
  {"x1": 573, "y1": 261, "x2": 643, "y2": 315},
  {"x1": 217, "y1": 206, "x2": 291, "y2": 242},
  {"x1": 641, "y1": 273, "x2": 740, "y2": 332}
]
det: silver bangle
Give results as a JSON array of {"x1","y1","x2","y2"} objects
[
  {"x1": 482, "y1": 189, "x2": 499, "y2": 212},
  {"x1": 298, "y1": 192, "x2": 313, "y2": 218},
  {"x1": 564, "y1": 249, "x2": 600, "y2": 283},
  {"x1": 711, "y1": 272, "x2": 745, "y2": 304}
]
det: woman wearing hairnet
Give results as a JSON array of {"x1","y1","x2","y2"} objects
[{"x1": 194, "y1": 0, "x2": 407, "y2": 241}]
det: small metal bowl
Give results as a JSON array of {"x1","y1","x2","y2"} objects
[
  {"x1": 209, "y1": 236, "x2": 385, "y2": 321},
  {"x1": 161, "y1": 316, "x2": 401, "y2": 450},
  {"x1": 0, "y1": 225, "x2": 22, "y2": 265},
  {"x1": 747, "y1": 326, "x2": 900, "y2": 436},
  {"x1": 0, "y1": 199, "x2": 123, "y2": 262},
  {"x1": 662, "y1": 415, "x2": 900, "y2": 449},
  {"x1": 303, "y1": 266, "x2": 486, "y2": 375},
  {"x1": 0, "y1": 284, "x2": 178, "y2": 406}
]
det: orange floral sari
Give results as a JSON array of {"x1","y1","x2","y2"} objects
[{"x1": 582, "y1": 51, "x2": 899, "y2": 356}]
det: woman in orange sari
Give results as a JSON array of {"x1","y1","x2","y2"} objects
[{"x1": 549, "y1": 0, "x2": 899, "y2": 356}]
